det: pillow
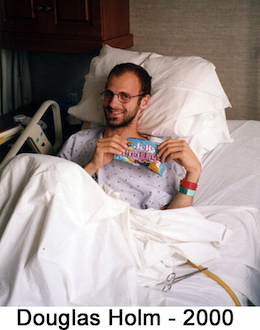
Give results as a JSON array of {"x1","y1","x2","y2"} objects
[{"x1": 68, "y1": 45, "x2": 232, "y2": 160}]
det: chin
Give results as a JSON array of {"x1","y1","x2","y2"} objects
[
  {"x1": 107, "y1": 122, "x2": 128, "y2": 129},
  {"x1": 105, "y1": 112, "x2": 137, "y2": 129},
  {"x1": 106, "y1": 116, "x2": 129, "y2": 128}
]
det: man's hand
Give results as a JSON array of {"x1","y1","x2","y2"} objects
[
  {"x1": 157, "y1": 139, "x2": 201, "y2": 182},
  {"x1": 84, "y1": 135, "x2": 127, "y2": 176}
]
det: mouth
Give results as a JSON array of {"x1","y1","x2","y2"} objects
[{"x1": 106, "y1": 107, "x2": 124, "y2": 117}]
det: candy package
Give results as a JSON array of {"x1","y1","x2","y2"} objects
[{"x1": 114, "y1": 138, "x2": 166, "y2": 176}]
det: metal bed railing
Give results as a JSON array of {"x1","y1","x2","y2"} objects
[{"x1": 1, "y1": 100, "x2": 63, "y2": 167}]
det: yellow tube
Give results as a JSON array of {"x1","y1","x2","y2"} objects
[{"x1": 187, "y1": 260, "x2": 241, "y2": 306}]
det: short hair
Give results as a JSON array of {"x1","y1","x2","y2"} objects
[{"x1": 107, "y1": 63, "x2": 152, "y2": 96}]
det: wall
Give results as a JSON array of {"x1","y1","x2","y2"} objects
[
  {"x1": 129, "y1": 0, "x2": 260, "y2": 120},
  {"x1": 29, "y1": 0, "x2": 260, "y2": 120}
]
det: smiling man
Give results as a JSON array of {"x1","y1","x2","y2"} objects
[
  {"x1": 102, "y1": 65, "x2": 150, "y2": 130},
  {"x1": 59, "y1": 63, "x2": 201, "y2": 210}
]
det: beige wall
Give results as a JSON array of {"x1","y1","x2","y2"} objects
[{"x1": 129, "y1": 0, "x2": 260, "y2": 120}]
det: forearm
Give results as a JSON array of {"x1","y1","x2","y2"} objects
[
  {"x1": 84, "y1": 161, "x2": 99, "y2": 177},
  {"x1": 165, "y1": 171, "x2": 200, "y2": 209},
  {"x1": 165, "y1": 192, "x2": 194, "y2": 209},
  {"x1": 157, "y1": 138, "x2": 201, "y2": 209}
]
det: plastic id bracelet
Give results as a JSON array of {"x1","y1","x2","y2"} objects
[
  {"x1": 180, "y1": 179, "x2": 198, "y2": 190},
  {"x1": 179, "y1": 185, "x2": 196, "y2": 197}
]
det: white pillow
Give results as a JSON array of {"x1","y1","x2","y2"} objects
[{"x1": 68, "y1": 45, "x2": 232, "y2": 160}]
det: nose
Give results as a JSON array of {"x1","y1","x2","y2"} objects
[{"x1": 109, "y1": 94, "x2": 120, "y2": 107}]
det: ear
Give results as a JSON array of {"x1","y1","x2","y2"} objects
[{"x1": 140, "y1": 94, "x2": 150, "y2": 110}]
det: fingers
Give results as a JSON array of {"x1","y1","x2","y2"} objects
[
  {"x1": 157, "y1": 139, "x2": 201, "y2": 178},
  {"x1": 96, "y1": 135, "x2": 127, "y2": 155},
  {"x1": 157, "y1": 139, "x2": 189, "y2": 163},
  {"x1": 86, "y1": 135, "x2": 127, "y2": 173}
]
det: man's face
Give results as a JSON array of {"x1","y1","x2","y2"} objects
[{"x1": 103, "y1": 72, "x2": 143, "y2": 128}]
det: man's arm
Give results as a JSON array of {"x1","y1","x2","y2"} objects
[
  {"x1": 157, "y1": 139, "x2": 201, "y2": 209},
  {"x1": 84, "y1": 135, "x2": 127, "y2": 176}
]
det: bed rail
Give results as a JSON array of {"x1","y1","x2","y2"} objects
[{"x1": 1, "y1": 100, "x2": 63, "y2": 167}]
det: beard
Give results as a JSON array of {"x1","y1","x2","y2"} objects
[{"x1": 104, "y1": 101, "x2": 141, "y2": 129}]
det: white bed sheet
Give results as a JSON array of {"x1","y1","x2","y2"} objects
[
  {"x1": 0, "y1": 120, "x2": 259, "y2": 306},
  {"x1": 195, "y1": 120, "x2": 260, "y2": 208},
  {"x1": 156, "y1": 119, "x2": 260, "y2": 306},
  {"x1": 151, "y1": 120, "x2": 260, "y2": 306}
]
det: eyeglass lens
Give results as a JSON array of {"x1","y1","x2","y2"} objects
[{"x1": 102, "y1": 91, "x2": 131, "y2": 103}]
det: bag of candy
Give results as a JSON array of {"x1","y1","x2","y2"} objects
[{"x1": 114, "y1": 138, "x2": 166, "y2": 176}]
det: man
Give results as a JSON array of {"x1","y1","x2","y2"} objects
[{"x1": 59, "y1": 63, "x2": 201, "y2": 209}]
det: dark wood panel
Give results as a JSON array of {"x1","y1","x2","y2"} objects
[
  {"x1": 0, "y1": 31, "x2": 133, "y2": 54},
  {"x1": 57, "y1": 0, "x2": 89, "y2": 21},
  {"x1": 3, "y1": 0, "x2": 36, "y2": 19},
  {"x1": 0, "y1": 0, "x2": 133, "y2": 53},
  {"x1": 102, "y1": 0, "x2": 130, "y2": 40},
  {"x1": 53, "y1": 0, "x2": 101, "y2": 37},
  {"x1": 1, "y1": 0, "x2": 39, "y2": 32}
]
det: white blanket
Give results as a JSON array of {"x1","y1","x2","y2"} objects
[{"x1": 0, "y1": 154, "x2": 257, "y2": 306}]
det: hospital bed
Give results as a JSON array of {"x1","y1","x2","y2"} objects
[{"x1": 0, "y1": 45, "x2": 259, "y2": 306}]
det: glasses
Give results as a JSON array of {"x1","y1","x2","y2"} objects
[{"x1": 101, "y1": 90, "x2": 145, "y2": 104}]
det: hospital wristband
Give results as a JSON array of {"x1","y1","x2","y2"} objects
[
  {"x1": 180, "y1": 179, "x2": 198, "y2": 190},
  {"x1": 179, "y1": 185, "x2": 196, "y2": 197}
]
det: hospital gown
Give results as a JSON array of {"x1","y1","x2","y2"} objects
[{"x1": 58, "y1": 128, "x2": 183, "y2": 209}]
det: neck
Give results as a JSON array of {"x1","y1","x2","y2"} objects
[{"x1": 103, "y1": 125, "x2": 144, "y2": 140}]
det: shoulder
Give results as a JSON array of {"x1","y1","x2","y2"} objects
[
  {"x1": 71, "y1": 127, "x2": 104, "y2": 140},
  {"x1": 58, "y1": 127, "x2": 104, "y2": 159}
]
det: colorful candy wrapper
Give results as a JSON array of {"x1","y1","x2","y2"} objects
[{"x1": 114, "y1": 138, "x2": 166, "y2": 176}]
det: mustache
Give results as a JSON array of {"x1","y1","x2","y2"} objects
[{"x1": 105, "y1": 105, "x2": 124, "y2": 112}]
